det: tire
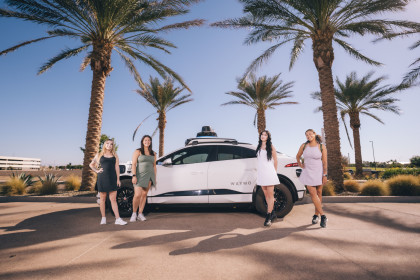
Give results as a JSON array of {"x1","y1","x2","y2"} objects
[
  {"x1": 116, "y1": 178, "x2": 135, "y2": 218},
  {"x1": 255, "y1": 183, "x2": 294, "y2": 218}
]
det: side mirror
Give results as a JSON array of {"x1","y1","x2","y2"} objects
[{"x1": 162, "y1": 158, "x2": 172, "y2": 166}]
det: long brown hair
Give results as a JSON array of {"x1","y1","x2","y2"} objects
[{"x1": 138, "y1": 135, "x2": 156, "y2": 156}]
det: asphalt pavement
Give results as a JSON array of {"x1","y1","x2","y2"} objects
[{"x1": 0, "y1": 199, "x2": 419, "y2": 280}]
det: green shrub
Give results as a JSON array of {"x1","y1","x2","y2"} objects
[
  {"x1": 386, "y1": 175, "x2": 420, "y2": 196},
  {"x1": 381, "y1": 168, "x2": 420, "y2": 179},
  {"x1": 65, "y1": 175, "x2": 81, "y2": 191},
  {"x1": 343, "y1": 180, "x2": 361, "y2": 192},
  {"x1": 322, "y1": 181, "x2": 336, "y2": 196},
  {"x1": 37, "y1": 174, "x2": 61, "y2": 195},
  {"x1": 360, "y1": 180, "x2": 389, "y2": 196},
  {"x1": 2, "y1": 177, "x2": 26, "y2": 195}
]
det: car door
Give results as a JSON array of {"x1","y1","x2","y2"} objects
[
  {"x1": 208, "y1": 145, "x2": 257, "y2": 203},
  {"x1": 150, "y1": 145, "x2": 215, "y2": 204}
]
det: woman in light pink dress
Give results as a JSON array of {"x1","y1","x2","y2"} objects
[{"x1": 296, "y1": 129, "x2": 328, "y2": 228}]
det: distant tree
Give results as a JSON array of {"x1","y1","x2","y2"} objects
[
  {"x1": 222, "y1": 74, "x2": 297, "y2": 134},
  {"x1": 410, "y1": 156, "x2": 420, "y2": 167},
  {"x1": 134, "y1": 77, "x2": 193, "y2": 156},
  {"x1": 312, "y1": 72, "x2": 407, "y2": 178}
]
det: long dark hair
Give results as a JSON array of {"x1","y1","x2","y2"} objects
[
  {"x1": 138, "y1": 135, "x2": 155, "y2": 155},
  {"x1": 305, "y1": 129, "x2": 322, "y2": 144},
  {"x1": 256, "y1": 130, "x2": 273, "y2": 161}
]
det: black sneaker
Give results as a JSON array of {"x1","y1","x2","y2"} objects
[
  {"x1": 264, "y1": 213, "x2": 272, "y2": 227},
  {"x1": 312, "y1": 215, "x2": 319, "y2": 224},
  {"x1": 320, "y1": 215, "x2": 328, "y2": 228},
  {"x1": 270, "y1": 211, "x2": 277, "y2": 222}
]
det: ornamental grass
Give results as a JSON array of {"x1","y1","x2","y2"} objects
[
  {"x1": 360, "y1": 180, "x2": 389, "y2": 196},
  {"x1": 386, "y1": 175, "x2": 420, "y2": 196}
]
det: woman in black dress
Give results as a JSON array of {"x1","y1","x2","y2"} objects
[{"x1": 89, "y1": 139, "x2": 127, "y2": 225}]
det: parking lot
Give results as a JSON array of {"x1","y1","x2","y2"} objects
[{"x1": 0, "y1": 199, "x2": 419, "y2": 280}]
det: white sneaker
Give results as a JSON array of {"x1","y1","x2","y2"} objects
[
  {"x1": 100, "y1": 217, "x2": 106, "y2": 225},
  {"x1": 137, "y1": 213, "x2": 146, "y2": 221},
  {"x1": 115, "y1": 218, "x2": 127, "y2": 225},
  {"x1": 129, "y1": 213, "x2": 137, "y2": 222}
]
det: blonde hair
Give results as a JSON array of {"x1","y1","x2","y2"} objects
[{"x1": 95, "y1": 139, "x2": 116, "y2": 167}]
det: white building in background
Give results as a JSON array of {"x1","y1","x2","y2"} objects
[{"x1": 0, "y1": 156, "x2": 41, "y2": 170}]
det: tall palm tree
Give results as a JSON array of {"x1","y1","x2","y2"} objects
[
  {"x1": 212, "y1": 0, "x2": 418, "y2": 190},
  {"x1": 312, "y1": 72, "x2": 406, "y2": 178},
  {"x1": 134, "y1": 77, "x2": 193, "y2": 156},
  {"x1": 0, "y1": 0, "x2": 203, "y2": 190},
  {"x1": 222, "y1": 74, "x2": 296, "y2": 134}
]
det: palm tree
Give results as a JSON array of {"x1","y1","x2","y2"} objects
[
  {"x1": 212, "y1": 0, "x2": 418, "y2": 190},
  {"x1": 0, "y1": 0, "x2": 203, "y2": 190},
  {"x1": 312, "y1": 72, "x2": 406, "y2": 178},
  {"x1": 134, "y1": 77, "x2": 193, "y2": 156},
  {"x1": 222, "y1": 74, "x2": 296, "y2": 134}
]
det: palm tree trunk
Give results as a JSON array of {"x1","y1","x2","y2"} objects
[
  {"x1": 312, "y1": 38, "x2": 343, "y2": 190},
  {"x1": 350, "y1": 113, "x2": 363, "y2": 178},
  {"x1": 80, "y1": 68, "x2": 107, "y2": 190},
  {"x1": 257, "y1": 107, "x2": 266, "y2": 135},
  {"x1": 80, "y1": 43, "x2": 113, "y2": 190},
  {"x1": 158, "y1": 111, "x2": 166, "y2": 157}
]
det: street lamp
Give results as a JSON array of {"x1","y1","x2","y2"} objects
[{"x1": 369, "y1": 141, "x2": 376, "y2": 170}]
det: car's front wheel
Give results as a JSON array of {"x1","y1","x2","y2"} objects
[
  {"x1": 116, "y1": 178, "x2": 135, "y2": 217},
  {"x1": 255, "y1": 183, "x2": 294, "y2": 218}
]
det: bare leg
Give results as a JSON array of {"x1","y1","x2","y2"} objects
[
  {"x1": 307, "y1": 186, "x2": 324, "y2": 216},
  {"x1": 132, "y1": 187, "x2": 142, "y2": 214},
  {"x1": 139, "y1": 181, "x2": 152, "y2": 214},
  {"x1": 109, "y1": 191, "x2": 120, "y2": 219},
  {"x1": 315, "y1": 185, "x2": 323, "y2": 215},
  {"x1": 262, "y1": 186, "x2": 275, "y2": 213},
  {"x1": 99, "y1": 192, "x2": 107, "y2": 217}
]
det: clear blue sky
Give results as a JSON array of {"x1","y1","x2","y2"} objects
[{"x1": 1, "y1": 0, "x2": 419, "y2": 166}]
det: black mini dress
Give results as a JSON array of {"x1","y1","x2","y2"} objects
[{"x1": 97, "y1": 156, "x2": 117, "y2": 192}]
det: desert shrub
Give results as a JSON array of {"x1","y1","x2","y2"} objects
[
  {"x1": 1, "y1": 183, "x2": 13, "y2": 195},
  {"x1": 65, "y1": 175, "x2": 81, "y2": 191},
  {"x1": 360, "y1": 180, "x2": 389, "y2": 196},
  {"x1": 343, "y1": 180, "x2": 361, "y2": 192},
  {"x1": 2, "y1": 177, "x2": 26, "y2": 195},
  {"x1": 37, "y1": 174, "x2": 61, "y2": 195},
  {"x1": 322, "y1": 181, "x2": 336, "y2": 196},
  {"x1": 11, "y1": 173, "x2": 36, "y2": 187},
  {"x1": 343, "y1": 172, "x2": 353, "y2": 180},
  {"x1": 386, "y1": 175, "x2": 420, "y2": 196},
  {"x1": 381, "y1": 168, "x2": 420, "y2": 179}
]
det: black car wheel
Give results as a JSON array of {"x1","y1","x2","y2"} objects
[
  {"x1": 255, "y1": 183, "x2": 294, "y2": 218},
  {"x1": 116, "y1": 179, "x2": 135, "y2": 217}
]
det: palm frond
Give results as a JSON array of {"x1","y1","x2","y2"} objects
[
  {"x1": 38, "y1": 45, "x2": 89, "y2": 74},
  {"x1": 133, "y1": 112, "x2": 157, "y2": 141},
  {"x1": 333, "y1": 38, "x2": 382, "y2": 66},
  {"x1": 0, "y1": 36, "x2": 57, "y2": 56}
]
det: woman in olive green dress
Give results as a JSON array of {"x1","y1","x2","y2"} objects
[{"x1": 130, "y1": 135, "x2": 157, "y2": 222}]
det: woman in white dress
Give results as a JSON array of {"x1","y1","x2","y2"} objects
[
  {"x1": 256, "y1": 130, "x2": 280, "y2": 227},
  {"x1": 296, "y1": 129, "x2": 328, "y2": 227}
]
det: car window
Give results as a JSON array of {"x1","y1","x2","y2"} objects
[
  {"x1": 172, "y1": 146, "x2": 214, "y2": 165},
  {"x1": 217, "y1": 146, "x2": 256, "y2": 161}
]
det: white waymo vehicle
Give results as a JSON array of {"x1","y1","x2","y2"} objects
[{"x1": 115, "y1": 127, "x2": 305, "y2": 217}]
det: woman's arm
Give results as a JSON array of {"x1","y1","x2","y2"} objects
[
  {"x1": 154, "y1": 153, "x2": 157, "y2": 184},
  {"x1": 131, "y1": 150, "x2": 140, "y2": 185},
  {"x1": 115, "y1": 153, "x2": 121, "y2": 187},
  {"x1": 89, "y1": 154, "x2": 102, "y2": 173},
  {"x1": 321, "y1": 145, "x2": 328, "y2": 184},
  {"x1": 272, "y1": 145, "x2": 278, "y2": 170},
  {"x1": 296, "y1": 144, "x2": 305, "y2": 168}
]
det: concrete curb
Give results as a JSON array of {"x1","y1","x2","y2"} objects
[
  {"x1": 296, "y1": 195, "x2": 420, "y2": 205},
  {"x1": 1, "y1": 195, "x2": 420, "y2": 204},
  {"x1": 0, "y1": 196, "x2": 95, "y2": 203}
]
